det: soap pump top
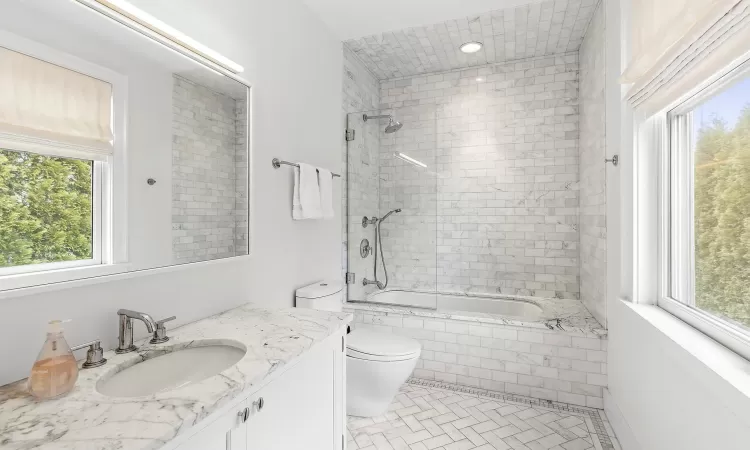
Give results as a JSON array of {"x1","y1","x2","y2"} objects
[{"x1": 28, "y1": 320, "x2": 79, "y2": 400}]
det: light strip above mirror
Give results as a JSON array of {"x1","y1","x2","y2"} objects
[{"x1": 75, "y1": 0, "x2": 244, "y2": 74}]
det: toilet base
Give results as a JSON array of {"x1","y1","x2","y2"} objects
[{"x1": 346, "y1": 354, "x2": 419, "y2": 417}]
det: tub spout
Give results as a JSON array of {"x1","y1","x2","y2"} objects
[{"x1": 363, "y1": 278, "x2": 385, "y2": 290}]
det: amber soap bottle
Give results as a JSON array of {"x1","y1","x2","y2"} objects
[{"x1": 28, "y1": 320, "x2": 79, "y2": 400}]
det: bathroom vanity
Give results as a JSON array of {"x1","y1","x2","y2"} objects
[{"x1": 0, "y1": 304, "x2": 351, "y2": 449}]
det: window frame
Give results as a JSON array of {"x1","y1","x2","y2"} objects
[
  {"x1": 0, "y1": 31, "x2": 128, "y2": 291},
  {"x1": 658, "y1": 57, "x2": 750, "y2": 361}
]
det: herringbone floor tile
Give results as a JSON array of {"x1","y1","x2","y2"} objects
[{"x1": 347, "y1": 379, "x2": 621, "y2": 450}]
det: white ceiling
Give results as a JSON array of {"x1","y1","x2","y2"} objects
[
  {"x1": 344, "y1": 0, "x2": 596, "y2": 80},
  {"x1": 303, "y1": 0, "x2": 547, "y2": 40}
]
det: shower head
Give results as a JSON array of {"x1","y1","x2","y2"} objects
[
  {"x1": 363, "y1": 113, "x2": 403, "y2": 134},
  {"x1": 385, "y1": 118, "x2": 403, "y2": 134}
]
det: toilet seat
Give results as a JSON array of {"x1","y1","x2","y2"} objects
[{"x1": 346, "y1": 329, "x2": 420, "y2": 362}]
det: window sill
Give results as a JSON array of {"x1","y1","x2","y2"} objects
[
  {"x1": 0, "y1": 263, "x2": 129, "y2": 293},
  {"x1": 0, "y1": 255, "x2": 253, "y2": 300},
  {"x1": 622, "y1": 300, "x2": 750, "y2": 402}
]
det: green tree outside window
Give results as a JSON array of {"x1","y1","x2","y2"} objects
[
  {"x1": 0, "y1": 149, "x2": 93, "y2": 268},
  {"x1": 694, "y1": 106, "x2": 750, "y2": 329}
]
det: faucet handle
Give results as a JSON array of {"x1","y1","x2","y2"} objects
[
  {"x1": 150, "y1": 316, "x2": 176, "y2": 344},
  {"x1": 71, "y1": 339, "x2": 107, "y2": 369}
]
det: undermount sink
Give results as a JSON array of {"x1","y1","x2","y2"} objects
[{"x1": 97, "y1": 343, "x2": 246, "y2": 397}]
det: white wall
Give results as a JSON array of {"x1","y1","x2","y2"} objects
[
  {"x1": 0, "y1": 0, "x2": 343, "y2": 385},
  {"x1": 603, "y1": 0, "x2": 750, "y2": 448},
  {"x1": 608, "y1": 301, "x2": 750, "y2": 450}
]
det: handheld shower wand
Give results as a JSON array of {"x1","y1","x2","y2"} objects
[{"x1": 362, "y1": 209, "x2": 402, "y2": 290}]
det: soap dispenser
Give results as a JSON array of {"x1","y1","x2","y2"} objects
[{"x1": 28, "y1": 320, "x2": 79, "y2": 400}]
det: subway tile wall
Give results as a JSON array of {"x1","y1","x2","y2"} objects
[
  {"x1": 378, "y1": 103, "x2": 440, "y2": 291},
  {"x1": 234, "y1": 98, "x2": 249, "y2": 256},
  {"x1": 345, "y1": 0, "x2": 597, "y2": 80},
  {"x1": 172, "y1": 75, "x2": 248, "y2": 263},
  {"x1": 378, "y1": 54, "x2": 581, "y2": 299},
  {"x1": 578, "y1": 2, "x2": 607, "y2": 326},
  {"x1": 348, "y1": 308, "x2": 607, "y2": 408}
]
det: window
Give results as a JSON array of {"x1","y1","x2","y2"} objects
[
  {"x1": 0, "y1": 42, "x2": 125, "y2": 289},
  {"x1": 663, "y1": 62, "x2": 750, "y2": 358}
]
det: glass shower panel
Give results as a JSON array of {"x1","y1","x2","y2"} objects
[
  {"x1": 346, "y1": 107, "x2": 438, "y2": 308},
  {"x1": 378, "y1": 106, "x2": 438, "y2": 297}
]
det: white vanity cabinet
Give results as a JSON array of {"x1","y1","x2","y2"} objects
[{"x1": 172, "y1": 332, "x2": 346, "y2": 450}]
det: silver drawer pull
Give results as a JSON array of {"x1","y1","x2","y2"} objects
[
  {"x1": 252, "y1": 397, "x2": 264, "y2": 412},
  {"x1": 237, "y1": 407, "x2": 250, "y2": 423}
]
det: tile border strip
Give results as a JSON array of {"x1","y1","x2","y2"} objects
[{"x1": 406, "y1": 377, "x2": 615, "y2": 450}]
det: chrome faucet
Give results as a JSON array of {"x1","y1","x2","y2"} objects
[{"x1": 115, "y1": 309, "x2": 158, "y2": 354}]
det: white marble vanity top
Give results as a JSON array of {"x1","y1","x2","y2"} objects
[{"x1": 0, "y1": 304, "x2": 351, "y2": 449}]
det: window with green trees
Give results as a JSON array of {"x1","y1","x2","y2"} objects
[
  {"x1": 0, "y1": 149, "x2": 94, "y2": 269},
  {"x1": 690, "y1": 78, "x2": 750, "y2": 330}
]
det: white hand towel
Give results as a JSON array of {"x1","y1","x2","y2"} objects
[
  {"x1": 293, "y1": 163, "x2": 322, "y2": 220},
  {"x1": 318, "y1": 167, "x2": 334, "y2": 219}
]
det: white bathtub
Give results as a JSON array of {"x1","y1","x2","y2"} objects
[{"x1": 364, "y1": 290, "x2": 544, "y2": 320}]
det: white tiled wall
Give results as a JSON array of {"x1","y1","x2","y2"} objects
[
  {"x1": 171, "y1": 75, "x2": 248, "y2": 263},
  {"x1": 349, "y1": 308, "x2": 607, "y2": 408},
  {"x1": 378, "y1": 54, "x2": 581, "y2": 299},
  {"x1": 342, "y1": 47, "x2": 381, "y2": 298},
  {"x1": 578, "y1": 2, "x2": 607, "y2": 326}
]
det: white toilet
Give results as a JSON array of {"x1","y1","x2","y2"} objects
[{"x1": 295, "y1": 280, "x2": 421, "y2": 417}]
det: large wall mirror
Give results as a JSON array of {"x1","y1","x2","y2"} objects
[{"x1": 0, "y1": 0, "x2": 251, "y2": 292}]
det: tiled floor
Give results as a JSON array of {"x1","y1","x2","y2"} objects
[{"x1": 347, "y1": 379, "x2": 621, "y2": 450}]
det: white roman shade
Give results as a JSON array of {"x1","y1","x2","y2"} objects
[
  {"x1": 622, "y1": 0, "x2": 750, "y2": 113},
  {"x1": 0, "y1": 46, "x2": 114, "y2": 157}
]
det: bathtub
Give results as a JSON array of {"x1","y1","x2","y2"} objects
[
  {"x1": 362, "y1": 289, "x2": 544, "y2": 320},
  {"x1": 345, "y1": 289, "x2": 608, "y2": 407}
]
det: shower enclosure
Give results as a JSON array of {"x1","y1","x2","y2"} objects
[
  {"x1": 346, "y1": 105, "x2": 439, "y2": 308},
  {"x1": 346, "y1": 98, "x2": 584, "y2": 312}
]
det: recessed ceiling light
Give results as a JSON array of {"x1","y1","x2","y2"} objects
[{"x1": 460, "y1": 41, "x2": 483, "y2": 54}]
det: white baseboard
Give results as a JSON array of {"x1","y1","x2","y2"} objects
[{"x1": 604, "y1": 388, "x2": 641, "y2": 450}]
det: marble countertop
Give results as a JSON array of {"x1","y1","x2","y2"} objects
[
  {"x1": 346, "y1": 291, "x2": 606, "y2": 337},
  {"x1": 0, "y1": 304, "x2": 352, "y2": 449}
]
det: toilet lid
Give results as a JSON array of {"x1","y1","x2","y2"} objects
[{"x1": 346, "y1": 329, "x2": 421, "y2": 361}]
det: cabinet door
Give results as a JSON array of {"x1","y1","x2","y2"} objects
[
  {"x1": 246, "y1": 336, "x2": 343, "y2": 450},
  {"x1": 177, "y1": 400, "x2": 248, "y2": 450}
]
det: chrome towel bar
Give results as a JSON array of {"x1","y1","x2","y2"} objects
[{"x1": 272, "y1": 158, "x2": 341, "y2": 177}]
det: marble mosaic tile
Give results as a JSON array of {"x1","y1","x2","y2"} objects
[{"x1": 347, "y1": 379, "x2": 620, "y2": 450}]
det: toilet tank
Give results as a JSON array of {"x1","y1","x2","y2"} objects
[{"x1": 295, "y1": 280, "x2": 343, "y2": 312}]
